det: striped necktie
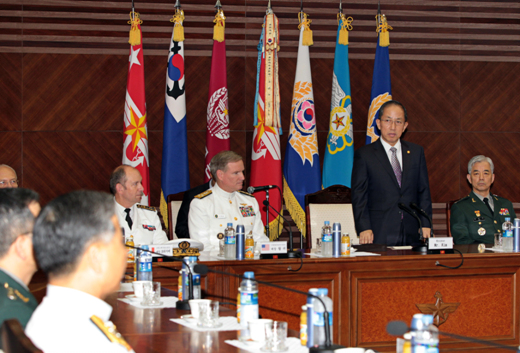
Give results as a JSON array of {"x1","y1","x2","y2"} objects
[{"x1": 390, "y1": 147, "x2": 402, "y2": 187}]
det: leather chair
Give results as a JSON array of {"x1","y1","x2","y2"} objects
[
  {"x1": 167, "y1": 192, "x2": 185, "y2": 240},
  {"x1": 446, "y1": 200, "x2": 458, "y2": 237},
  {"x1": 304, "y1": 185, "x2": 357, "y2": 249},
  {"x1": 1, "y1": 319, "x2": 43, "y2": 353}
]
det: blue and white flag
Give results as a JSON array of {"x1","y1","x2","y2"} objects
[
  {"x1": 322, "y1": 16, "x2": 354, "y2": 188},
  {"x1": 160, "y1": 18, "x2": 190, "y2": 228},
  {"x1": 283, "y1": 16, "x2": 321, "y2": 236},
  {"x1": 366, "y1": 10, "x2": 392, "y2": 144}
]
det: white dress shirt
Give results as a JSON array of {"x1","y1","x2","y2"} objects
[
  {"x1": 26, "y1": 285, "x2": 134, "y2": 353},
  {"x1": 188, "y1": 183, "x2": 269, "y2": 252},
  {"x1": 115, "y1": 200, "x2": 168, "y2": 245}
]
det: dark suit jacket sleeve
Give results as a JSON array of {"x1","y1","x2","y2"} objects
[
  {"x1": 450, "y1": 202, "x2": 473, "y2": 244},
  {"x1": 351, "y1": 148, "x2": 372, "y2": 233},
  {"x1": 417, "y1": 146, "x2": 433, "y2": 225},
  {"x1": 175, "y1": 191, "x2": 193, "y2": 239}
]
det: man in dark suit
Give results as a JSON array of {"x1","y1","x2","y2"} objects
[
  {"x1": 352, "y1": 100, "x2": 432, "y2": 246},
  {"x1": 175, "y1": 180, "x2": 213, "y2": 239}
]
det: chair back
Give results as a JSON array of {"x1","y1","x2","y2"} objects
[
  {"x1": 167, "y1": 192, "x2": 185, "y2": 240},
  {"x1": 446, "y1": 200, "x2": 458, "y2": 237},
  {"x1": 305, "y1": 185, "x2": 357, "y2": 249},
  {"x1": 1, "y1": 319, "x2": 43, "y2": 353}
]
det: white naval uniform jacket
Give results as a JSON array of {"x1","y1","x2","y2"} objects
[
  {"x1": 26, "y1": 285, "x2": 134, "y2": 353},
  {"x1": 188, "y1": 183, "x2": 269, "y2": 252},
  {"x1": 115, "y1": 200, "x2": 168, "y2": 245}
]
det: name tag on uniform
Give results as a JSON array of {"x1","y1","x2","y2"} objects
[
  {"x1": 143, "y1": 225, "x2": 156, "y2": 231},
  {"x1": 214, "y1": 214, "x2": 226, "y2": 219}
]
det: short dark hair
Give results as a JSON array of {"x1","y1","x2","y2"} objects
[
  {"x1": 209, "y1": 151, "x2": 243, "y2": 180},
  {"x1": 33, "y1": 190, "x2": 116, "y2": 278},
  {"x1": 378, "y1": 100, "x2": 408, "y2": 122},
  {"x1": 0, "y1": 188, "x2": 37, "y2": 258},
  {"x1": 109, "y1": 165, "x2": 129, "y2": 195}
]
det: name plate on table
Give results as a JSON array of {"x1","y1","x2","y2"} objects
[
  {"x1": 259, "y1": 241, "x2": 288, "y2": 259},
  {"x1": 428, "y1": 237, "x2": 453, "y2": 250}
]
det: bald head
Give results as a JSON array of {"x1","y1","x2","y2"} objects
[{"x1": 0, "y1": 165, "x2": 18, "y2": 188}]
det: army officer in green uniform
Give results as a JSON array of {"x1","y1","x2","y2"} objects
[
  {"x1": 451, "y1": 155, "x2": 516, "y2": 244},
  {"x1": 0, "y1": 188, "x2": 40, "y2": 348}
]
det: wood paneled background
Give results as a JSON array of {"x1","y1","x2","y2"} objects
[{"x1": 1, "y1": 0, "x2": 519, "y2": 212}]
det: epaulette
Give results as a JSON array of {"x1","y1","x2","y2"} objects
[
  {"x1": 2, "y1": 282, "x2": 29, "y2": 303},
  {"x1": 137, "y1": 204, "x2": 155, "y2": 212},
  {"x1": 238, "y1": 190, "x2": 254, "y2": 198},
  {"x1": 195, "y1": 190, "x2": 212, "y2": 199},
  {"x1": 91, "y1": 315, "x2": 132, "y2": 351},
  {"x1": 454, "y1": 195, "x2": 470, "y2": 204}
]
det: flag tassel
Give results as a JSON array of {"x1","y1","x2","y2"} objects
[
  {"x1": 213, "y1": 9, "x2": 226, "y2": 42},
  {"x1": 338, "y1": 14, "x2": 353, "y2": 46},
  {"x1": 128, "y1": 12, "x2": 142, "y2": 45},
  {"x1": 171, "y1": 9, "x2": 185, "y2": 42},
  {"x1": 298, "y1": 12, "x2": 313, "y2": 46},
  {"x1": 377, "y1": 14, "x2": 392, "y2": 47}
]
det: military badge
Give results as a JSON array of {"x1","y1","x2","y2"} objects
[
  {"x1": 474, "y1": 210, "x2": 481, "y2": 217},
  {"x1": 217, "y1": 233, "x2": 224, "y2": 240},
  {"x1": 239, "y1": 205, "x2": 255, "y2": 217},
  {"x1": 478, "y1": 227, "x2": 486, "y2": 236},
  {"x1": 499, "y1": 208, "x2": 510, "y2": 216},
  {"x1": 143, "y1": 224, "x2": 156, "y2": 231}
]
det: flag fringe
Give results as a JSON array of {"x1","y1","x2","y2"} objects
[
  {"x1": 171, "y1": 9, "x2": 185, "y2": 42},
  {"x1": 376, "y1": 13, "x2": 392, "y2": 47},
  {"x1": 268, "y1": 213, "x2": 284, "y2": 241},
  {"x1": 128, "y1": 12, "x2": 143, "y2": 45},
  {"x1": 283, "y1": 178, "x2": 307, "y2": 237},
  {"x1": 213, "y1": 9, "x2": 226, "y2": 42},
  {"x1": 160, "y1": 190, "x2": 169, "y2": 231},
  {"x1": 298, "y1": 12, "x2": 313, "y2": 46},
  {"x1": 338, "y1": 14, "x2": 353, "y2": 46}
]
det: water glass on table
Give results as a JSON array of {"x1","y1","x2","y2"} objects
[
  {"x1": 261, "y1": 321, "x2": 288, "y2": 352},
  {"x1": 197, "y1": 301, "x2": 221, "y2": 328},
  {"x1": 315, "y1": 238, "x2": 322, "y2": 254},
  {"x1": 141, "y1": 281, "x2": 161, "y2": 306},
  {"x1": 494, "y1": 232, "x2": 502, "y2": 249}
]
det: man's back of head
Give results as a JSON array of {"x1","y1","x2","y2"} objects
[{"x1": 33, "y1": 190, "x2": 126, "y2": 298}]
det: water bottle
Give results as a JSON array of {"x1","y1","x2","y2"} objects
[
  {"x1": 236, "y1": 224, "x2": 245, "y2": 260},
  {"x1": 332, "y1": 223, "x2": 341, "y2": 257},
  {"x1": 225, "y1": 223, "x2": 236, "y2": 260},
  {"x1": 181, "y1": 256, "x2": 201, "y2": 300},
  {"x1": 502, "y1": 217, "x2": 513, "y2": 251},
  {"x1": 411, "y1": 314, "x2": 438, "y2": 353},
  {"x1": 313, "y1": 288, "x2": 333, "y2": 346},
  {"x1": 239, "y1": 272, "x2": 259, "y2": 328},
  {"x1": 321, "y1": 221, "x2": 333, "y2": 257},
  {"x1": 136, "y1": 245, "x2": 153, "y2": 281},
  {"x1": 306, "y1": 288, "x2": 319, "y2": 348},
  {"x1": 513, "y1": 218, "x2": 520, "y2": 252}
]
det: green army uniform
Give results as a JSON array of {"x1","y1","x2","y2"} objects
[
  {"x1": 450, "y1": 191, "x2": 516, "y2": 244},
  {"x1": 0, "y1": 269, "x2": 38, "y2": 348}
]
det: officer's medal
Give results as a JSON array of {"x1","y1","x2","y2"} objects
[
  {"x1": 217, "y1": 233, "x2": 224, "y2": 240},
  {"x1": 478, "y1": 227, "x2": 486, "y2": 236}
]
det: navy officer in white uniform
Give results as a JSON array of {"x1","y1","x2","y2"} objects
[
  {"x1": 189, "y1": 151, "x2": 269, "y2": 252},
  {"x1": 26, "y1": 190, "x2": 134, "y2": 353},
  {"x1": 110, "y1": 165, "x2": 168, "y2": 245}
]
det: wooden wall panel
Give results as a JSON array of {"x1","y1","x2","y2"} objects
[{"x1": 0, "y1": 53, "x2": 22, "y2": 131}]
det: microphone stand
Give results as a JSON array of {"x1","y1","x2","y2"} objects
[
  {"x1": 194, "y1": 264, "x2": 345, "y2": 352},
  {"x1": 263, "y1": 200, "x2": 301, "y2": 258},
  {"x1": 410, "y1": 202, "x2": 434, "y2": 237},
  {"x1": 398, "y1": 203, "x2": 427, "y2": 252},
  {"x1": 125, "y1": 244, "x2": 194, "y2": 310},
  {"x1": 264, "y1": 189, "x2": 270, "y2": 240}
]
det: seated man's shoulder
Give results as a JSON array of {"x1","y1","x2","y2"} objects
[
  {"x1": 136, "y1": 204, "x2": 157, "y2": 212},
  {"x1": 492, "y1": 194, "x2": 513, "y2": 204},
  {"x1": 237, "y1": 190, "x2": 254, "y2": 198},
  {"x1": 454, "y1": 195, "x2": 471, "y2": 205},
  {"x1": 194, "y1": 189, "x2": 212, "y2": 200},
  {"x1": 0, "y1": 282, "x2": 36, "y2": 324}
]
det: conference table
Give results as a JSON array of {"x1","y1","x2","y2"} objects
[{"x1": 142, "y1": 244, "x2": 520, "y2": 352}]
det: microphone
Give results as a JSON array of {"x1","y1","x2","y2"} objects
[
  {"x1": 386, "y1": 320, "x2": 520, "y2": 352},
  {"x1": 194, "y1": 264, "x2": 345, "y2": 352},
  {"x1": 398, "y1": 203, "x2": 427, "y2": 252},
  {"x1": 247, "y1": 185, "x2": 277, "y2": 194},
  {"x1": 125, "y1": 244, "x2": 194, "y2": 310},
  {"x1": 262, "y1": 200, "x2": 301, "y2": 259},
  {"x1": 410, "y1": 203, "x2": 434, "y2": 237}
]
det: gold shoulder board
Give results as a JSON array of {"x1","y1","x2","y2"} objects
[
  {"x1": 137, "y1": 204, "x2": 155, "y2": 212},
  {"x1": 195, "y1": 190, "x2": 212, "y2": 199},
  {"x1": 90, "y1": 315, "x2": 132, "y2": 351},
  {"x1": 238, "y1": 190, "x2": 254, "y2": 198}
]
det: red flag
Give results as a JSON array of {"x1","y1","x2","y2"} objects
[
  {"x1": 204, "y1": 38, "x2": 230, "y2": 182},
  {"x1": 250, "y1": 25, "x2": 283, "y2": 240},
  {"x1": 123, "y1": 18, "x2": 150, "y2": 205}
]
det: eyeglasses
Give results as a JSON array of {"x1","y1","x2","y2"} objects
[
  {"x1": 0, "y1": 179, "x2": 18, "y2": 187},
  {"x1": 380, "y1": 118, "x2": 405, "y2": 126}
]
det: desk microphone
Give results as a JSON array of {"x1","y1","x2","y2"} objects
[
  {"x1": 247, "y1": 185, "x2": 277, "y2": 193},
  {"x1": 387, "y1": 320, "x2": 520, "y2": 352},
  {"x1": 194, "y1": 263, "x2": 345, "y2": 352},
  {"x1": 125, "y1": 244, "x2": 193, "y2": 310},
  {"x1": 410, "y1": 203, "x2": 434, "y2": 237},
  {"x1": 398, "y1": 203, "x2": 427, "y2": 252},
  {"x1": 262, "y1": 200, "x2": 301, "y2": 258}
]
